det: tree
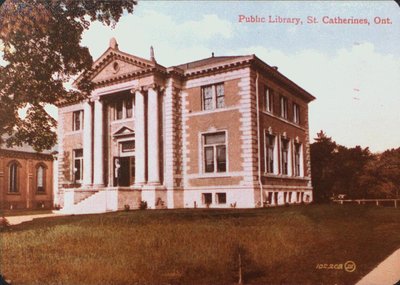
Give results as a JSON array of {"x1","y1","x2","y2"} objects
[
  {"x1": 0, "y1": 0, "x2": 137, "y2": 151},
  {"x1": 310, "y1": 130, "x2": 337, "y2": 202}
]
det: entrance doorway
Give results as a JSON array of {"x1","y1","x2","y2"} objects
[{"x1": 114, "y1": 156, "x2": 135, "y2": 186}]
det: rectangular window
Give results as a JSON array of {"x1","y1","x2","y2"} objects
[
  {"x1": 72, "y1": 110, "x2": 83, "y2": 131},
  {"x1": 281, "y1": 138, "x2": 289, "y2": 175},
  {"x1": 294, "y1": 143, "x2": 301, "y2": 176},
  {"x1": 293, "y1": 103, "x2": 300, "y2": 124},
  {"x1": 202, "y1": 83, "x2": 224, "y2": 111},
  {"x1": 202, "y1": 193, "x2": 212, "y2": 205},
  {"x1": 216, "y1": 193, "x2": 227, "y2": 204},
  {"x1": 116, "y1": 101, "x2": 123, "y2": 120},
  {"x1": 280, "y1": 96, "x2": 288, "y2": 119},
  {"x1": 265, "y1": 134, "x2": 275, "y2": 173},
  {"x1": 73, "y1": 149, "x2": 83, "y2": 183},
  {"x1": 203, "y1": 132, "x2": 227, "y2": 173},
  {"x1": 202, "y1": 86, "x2": 213, "y2": 111},
  {"x1": 216, "y1": 83, "x2": 225, "y2": 108},
  {"x1": 125, "y1": 98, "x2": 133, "y2": 118},
  {"x1": 265, "y1": 87, "x2": 273, "y2": 112}
]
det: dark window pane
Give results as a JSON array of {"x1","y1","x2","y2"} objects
[
  {"x1": 281, "y1": 139, "x2": 288, "y2": 175},
  {"x1": 73, "y1": 111, "x2": 82, "y2": 131},
  {"x1": 216, "y1": 193, "x2": 226, "y2": 204},
  {"x1": 126, "y1": 99, "x2": 133, "y2": 118},
  {"x1": 9, "y1": 164, "x2": 18, "y2": 193},
  {"x1": 74, "y1": 160, "x2": 81, "y2": 181},
  {"x1": 216, "y1": 145, "x2": 226, "y2": 172},
  {"x1": 202, "y1": 86, "x2": 213, "y2": 110},
  {"x1": 74, "y1": 149, "x2": 83, "y2": 157},
  {"x1": 203, "y1": 193, "x2": 212, "y2": 204},
  {"x1": 216, "y1": 84, "x2": 224, "y2": 108},
  {"x1": 116, "y1": 101, "x2": 123, "y2": 120},
  {"x1": 205, "y1": 147, "x2": 214, "y2": 173}
]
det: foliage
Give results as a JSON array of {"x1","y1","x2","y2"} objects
[
  {"x1": 0, "y1": 0, "x2": 137, "y2": 151},
  {"x1": 1, "y1": 206, "x2": 400, "y2": 284},
  {"x1": 0, "y1": 216, "x2": 10, "y2": 229},
  {"x1": 139, "y1": 200, "x2": 148, "y2": 210},
  {"x1": 311, "y1": 131, "x2": 400, "y2": 201}
]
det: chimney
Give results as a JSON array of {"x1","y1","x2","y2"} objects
[{"x1": 272, "y1": 66, "x2": 278, "y2": 71}]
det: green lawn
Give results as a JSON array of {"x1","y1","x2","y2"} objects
[
  {"x1": 1, "y1": 209, "x2": 53, "y2": 217},
  {"x1": 1, "y1": 204, "x2": 399, "y2": 285}
]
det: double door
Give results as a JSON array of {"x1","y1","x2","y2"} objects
[{"x1": 114, "y1": 156, "x2": 135, "y2": 186}]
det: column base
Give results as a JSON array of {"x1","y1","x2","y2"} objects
[{"x1": 141, "y1": 185, "x2": 167, "y2": 209}]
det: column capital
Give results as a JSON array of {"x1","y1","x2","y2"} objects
[{"x1": 130, "y1": 86, "x2": 143, "y2": 94}]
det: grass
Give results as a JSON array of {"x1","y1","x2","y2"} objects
[
  {"x1": 1, "y1": 209, "x2": 53, "y2": 217},
  {"x1": 0, "y1": 204, "x2": 399, "y2": 285}
]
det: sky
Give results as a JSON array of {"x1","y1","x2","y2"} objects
[{"x1": 5, "y1": 1, "x2": 400, "y2": 152}]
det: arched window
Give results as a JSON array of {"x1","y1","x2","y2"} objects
[
  {"x1": 36, "y1": 163, "x2": 47, "y2": 193},
  {"x1": 36, "y1": 164, "x2": 46, "y2": 193},
  {"x1": 9, "y1": 162, "x2": 19, "y2": 193}
]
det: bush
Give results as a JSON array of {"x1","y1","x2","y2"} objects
[
  {"x1": 124, "y1": 204, "x2": 130, "y2": 212},
  {"x1": 0, "y1": 217, "x2": 10, "y2": 229},
  {"x1": 139, "y1": 201, "x2": 148, "y2": 210}
]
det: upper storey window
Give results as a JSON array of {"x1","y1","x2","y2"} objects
[
  {"x1": 293, "y1": 103, "x2": 300, "y2": 124},
  {"x1": 265, "y1": 87, "x2": 273, "y2": 113},
  {"x1": 72, "y1": 110, "x2": 83, "y2": 131},
  {"x1": 203, "y1": 132, "x2": 227, "y2": 173},
  {"x1": 280, "y1": 96, "x2": 288, "y2": 119},
  {"x1": 114, "y1": 98, "x2": 133, "y2": 120},
  {"x1": 202, "y1": 83, "x2": 225, "y2": 111}
]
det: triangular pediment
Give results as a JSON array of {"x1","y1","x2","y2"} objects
[
  {"x1": 113, "y1": 126, "x2": 135, "y2": 137},
  {"x1": 75, "y1": 46, "x2": 155, "y2": 86},
  {"x1": 90, "y1": 49, "x2": 155, "y2": 83}
]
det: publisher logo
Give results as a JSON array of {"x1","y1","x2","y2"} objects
[
  {"x1": 344, "y1": 261, "x2": 356, "y2": 272},
  {"x1": 316, "y1": 260, "x2": 356, "y2": 273}
]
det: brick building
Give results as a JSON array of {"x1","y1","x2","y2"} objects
[
  {"x1": 56, "y1": 38, "x2": 315, "y2": 214},
  {"x1": 0, "y1": 144, "x2": 54, "y2": 210}
]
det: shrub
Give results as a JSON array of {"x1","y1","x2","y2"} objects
[
  {"x1": 0, "y1": 217, "x2": 10, "y2": 229},
  {"x1": 124, "y1": 204, "x2": 130, "y2": 211},
  {"x1": 139, "y1": 201, "x2": 148, "y2": 210}
]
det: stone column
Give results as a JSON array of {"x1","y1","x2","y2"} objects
[
  {"x1": 134, "y1": 88, "x2": 146, "y2": 185},
  {"x1": 147, "y1": 85, "x2": 160, "y2": 185},
  {"x1": 93, "y1": 98, "x2": 104, "y2": 187},
  {"x1": 83, "y1": 100, "x2": 93, "y2": 187}
]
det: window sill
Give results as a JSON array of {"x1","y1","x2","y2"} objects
[
  {"x1": 7, "y1": 192, "x2": 21, "y2": 195},
  {"x1": 260, "y1": 111, "x2": 305, "y2": 130},
  {"x1": 36, "y1": 192, "x2": 47, "y2": 195},
  {"x1": 195, "y1": 173, "x2": 232, "y2": 179},
  {"x1": 263, "y1": 173, "x2": 309, "y2": 180},
  {"x1": 187, "y1": 106, "x2": 239, "y2": 117}
]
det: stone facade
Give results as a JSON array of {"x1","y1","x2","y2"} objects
[
  {"x1": 0, "y1": 147, "x2": 54, "y2": 210},
  {"x1": 56, "y1": 39, "x2": 315, "y2": 214}
]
